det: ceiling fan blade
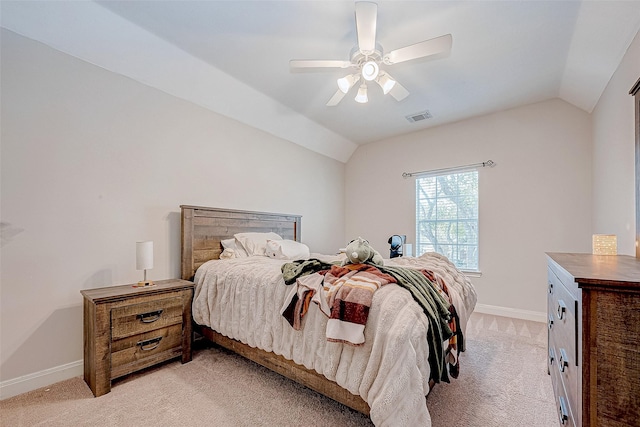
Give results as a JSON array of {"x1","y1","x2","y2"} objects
[
  {"x1": 389, "y1": 81, "x2": 409, "y2": 101},
  {"x1": 326, "y1": 90, "x2": 346, "y2": 107},
  {"x1": 289, "y1": 60, "x2": 353, "y2": 70},
  {"x1": 384, "y1": 34, "x2": 452, "y2": 65},
  {"x1": 355, "y1": 2, "x2": 377, "y2": 55}
]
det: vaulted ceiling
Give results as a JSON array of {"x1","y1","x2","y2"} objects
[{"x1": 2, "y1": 1, "x2": 640, "y2": 162}]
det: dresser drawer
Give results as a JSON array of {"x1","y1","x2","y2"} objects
[
  {"x1": 111, "y1": 296, "x2": 183, "y2": 340},
  {"x1": 111, "y1": 323, "x2": 183, "y2": 379},
  {"x1": 548, "y1": 269, "x2": 577, "y2": 359},
  {"x1": 548, "y1": 283, "x2": 577, "y2": 364},
  {"x1": 549, "y1": 347, "x2": 575, "y2": 427},
  {"x1": 551, "y1": 365, "x2": 577, "y2": 427},
  {"x1": 549, "y1": 331, "x2": 579, "y2": 422}
]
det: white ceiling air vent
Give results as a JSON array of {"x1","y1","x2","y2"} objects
[{"x1": 405, "y1": 110, "x2": 432, "y2": 123}]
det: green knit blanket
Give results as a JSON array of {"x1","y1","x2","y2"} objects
[{"x1": 377, "y1": 265, "x2": 454, "y2": 383}]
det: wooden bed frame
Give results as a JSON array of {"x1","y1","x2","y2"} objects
[{"x1": 180, "y1": 205, "x2": 371, "y2": 415}]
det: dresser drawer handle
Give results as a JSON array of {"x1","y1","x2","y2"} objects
[
  {"x1": 137, "y1": 336, "x2": 163, "y2": 351},
  {"x1": 558, "y1": 396, "x2": 569, "y2": 424},
  {"x1": 557, "y1": 300, "x2": 566, "y2": 320},
  {"x1": 548, "y1": 282, "x2": 554, "y2": 294},
  {"x1": 137, "y1": 309, "x2": 164, "y2": 323},
  {"x1": 559, "y1": 348, "x2": 569, "y2": 372},
  {"x1": 548, "y1": 314, "x2": 554, "y2": 330},
  {"x1": 549, "y1": 348, "x2": 555, "y2": 366}
]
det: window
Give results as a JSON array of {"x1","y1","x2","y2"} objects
[{"x1": 416, "y1": 169, "x2": 479, "y2": 271}]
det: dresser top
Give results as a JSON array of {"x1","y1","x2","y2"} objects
[{"x1": 547, "y1": 252, "x2": 640, "y2": 289}]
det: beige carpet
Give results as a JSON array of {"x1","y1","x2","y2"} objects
[{"x1": 0, "y1": 312, "x2": 557, "y2": 426}]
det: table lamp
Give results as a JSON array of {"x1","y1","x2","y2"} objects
[
  {"x1": 592, "y1": 234, "x2": 617, "y2": 255},
  {"x1": 136, "y1": 240, "x2": 154, "y2": 287}
]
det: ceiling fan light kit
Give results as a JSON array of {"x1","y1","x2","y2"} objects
[
  {"x1": 377, "y1": 72, "x2": 396, "y2": 95},
  {"x1": 337, "y1": 74, "x2": 360, "y2": 94},
  {"x1": 289, "y1": 1, "x2": 452, "y2": 106},
  {"x1": 355, "y1": 83, "x2": 369, "y2": 104}
]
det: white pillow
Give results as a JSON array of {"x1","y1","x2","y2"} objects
[
  {"x1": 221, "y1": 238, "x2": 236, "y2": 250},
  {"x1": 265, "y1": 239, "x2": 310, "y2": 260},
  {"x1": 216, "y1": 238, "x2": 245, "y2": 258},
  {"x1": 234, "y1": 232, "x2": 283, "y2": 256},
  {"x1": 220, "y1": 238, "x2": 247, "y2": 258}
]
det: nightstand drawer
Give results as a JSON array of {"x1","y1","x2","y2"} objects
[
  {"x1": 111, "y1": 296, "x2": 183, "y2": 340},
  {"x1": 111, "y1": 323, "x2": 183, "y2": 379}
]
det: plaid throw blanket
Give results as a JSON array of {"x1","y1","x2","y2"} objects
[
  {"x1": 321, "y1": 264, "x2": 396, "y2": 345},
  {"x1": 281, "y1": 264, "x2": 396, "y2": 346}
]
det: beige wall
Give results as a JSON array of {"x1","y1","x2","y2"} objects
[
  {"x1": 345, "y1": 99, "x2": 593, "y2": 315},
  {"x1": 592, "y1": 30, "x2": 640, "y2": 256},
  {"x1": 0, "y1": 30, "x2": 345, "y2": 385},
  {"x1": 2, "y1": 22, "x2": 637, "y2": 398}
]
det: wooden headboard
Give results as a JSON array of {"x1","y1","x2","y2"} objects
[{"x1": 180, "y1": 205, "x2": 302, "y2": 280}]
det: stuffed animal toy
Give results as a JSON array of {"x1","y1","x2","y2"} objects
[{"x1": 341, "y1": 237, "x2": 384, "y2": 267}]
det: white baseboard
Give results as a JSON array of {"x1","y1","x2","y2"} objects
[
  {"x1": 474, "y1": 303, "x2": 546, "y2": 323},
  {"x1": 0, "y1": 359, "x2": 83, "y2": 400}
]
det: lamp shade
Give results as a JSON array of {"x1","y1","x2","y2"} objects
[
  {"x1": 592, "y1": 234, "x2": 617, "y2": 255},
  {"x1": 355, "y1": 83, "x2": 368, "y2": 103},
  {"x1": 136, "y1": 241, "x2": 154, "y2": 270},
  {"x1": 377, "y1": 73, "x2": 396, "y2": 95},
  {"x1": 337, "y1": 74, "x2": 359, "y2": 94}
]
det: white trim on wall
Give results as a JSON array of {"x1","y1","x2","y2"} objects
[
  {"x1": 0, "y1": 360, "x2": 83, "y2": 400},
  {"x1": 474, "y1": 303, "x2": 546, "y2": 323}
]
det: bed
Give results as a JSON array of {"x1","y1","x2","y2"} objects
[{"x1": 181, "y1": 205, "x2": 477, "y2": 426}]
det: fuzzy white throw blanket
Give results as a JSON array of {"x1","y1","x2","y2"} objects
[{"x1": 192, "y1": 253, "x2": 476, "y2": 427}]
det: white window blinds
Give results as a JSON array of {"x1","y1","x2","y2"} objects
[{"x1": 416, "y1": 169, "x2": 479, "y2": 271}]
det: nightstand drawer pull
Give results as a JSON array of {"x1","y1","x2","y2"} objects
[
  {"x1": 558, "y1": 396, "x2": 569, "y2": 424},
  {"x1": 557, "y1": 300, "x2": 566, "y2": 320},
  {"x1": 548, "y1": 314, "x2": 554, "y2": 330},
  {"x1": 137, "y1": 309, "x2": 164, "y2": 323},
  {"x1": 559, "y1": 348, "x2": 569, "y2": 372},
  {"x1": 137, "y1": 336, "x2": 163, "y2": 351},
  {"x1": 548, "y1": 282, "x2": 554, "y2": 294}
]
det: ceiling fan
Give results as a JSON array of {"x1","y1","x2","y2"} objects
[{"x1": 289, "y1": 1, "x2": 452, "y2": 106}]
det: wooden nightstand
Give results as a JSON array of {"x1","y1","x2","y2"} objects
[{"x1": 81, "y1": 279, "x2": 194, "y2": 397}]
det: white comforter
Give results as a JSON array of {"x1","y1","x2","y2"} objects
[{"x1": 192, "y1": 253, "x2": 477, "y2": 426}]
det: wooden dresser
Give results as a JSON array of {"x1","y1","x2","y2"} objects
[
  {"x1": 546, "y1": 253, "x2": 640, "y2": 427},
  {"x1": 81, "y1": 279, "x2": 194, "y2": 397}
]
